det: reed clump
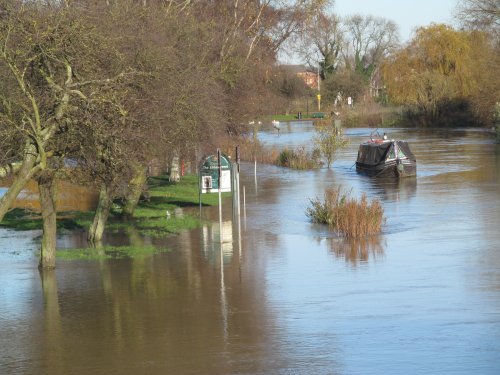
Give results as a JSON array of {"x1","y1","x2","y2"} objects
[
  {"x1": 275, "y1": 146, "x2": 321, "y2": 170},
  {"x1": 306, "y1": 187, "x2": 385, "y2": 237}
]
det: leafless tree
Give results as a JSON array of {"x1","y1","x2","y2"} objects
[
  {"x1": 344, "y1": 14, "x2": 399, "y2": 82},
  {"x1": 0, "y1": 2, "x2": 142, "y2": 267},
  {"x1": 456, "y1": 0, "x2": 500, "y2": 34},
  {"x1": 298, "y1": 11, "x2": 344, "y2": 80}
]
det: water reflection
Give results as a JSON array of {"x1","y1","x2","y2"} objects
[
  {"x1": 40, "y1": 270, "x2": 63, "y2": 375},
  {"x1": 325, "y1": 236, "x2": 385, "y2": 264},
  {"x1": 366, "y1": 177, "x2": 417, "y2": 202},
  {"x1": 201, "y1": 220, "x2": 235, "y2": 264}
]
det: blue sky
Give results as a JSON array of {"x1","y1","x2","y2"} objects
[{"x1": 334, "y1": 0, "x2": 458, "y2": 42}]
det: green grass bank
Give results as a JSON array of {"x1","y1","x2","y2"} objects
[{"x1": 1, "y1": 175, "x2": 228, "y2": 259}]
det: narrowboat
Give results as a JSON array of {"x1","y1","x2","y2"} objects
[{"x1": 355, "y1": 138, "x2": 416, "y2": 178}]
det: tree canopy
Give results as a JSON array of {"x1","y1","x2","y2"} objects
[
  {"x1": 0, "y1": 0, "x2": 325, "y2": 268},
  {"x1": 382, "y1": 23, "x2": 498, "y2": 125}
]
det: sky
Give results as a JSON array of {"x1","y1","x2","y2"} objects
[
  {"x1": 334, "y1": 0, "x2": 458, "y2": 42},
  {"x1": 280, "y1": 0, "x2": 458, "y2": 64}
]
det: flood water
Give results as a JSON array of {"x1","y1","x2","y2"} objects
[{"x1": 1, "y1": 123, "x2": 500, "y2": 374}]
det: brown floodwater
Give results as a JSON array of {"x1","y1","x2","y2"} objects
[{"x1": 1, "y1": 125, "x2": 500, "y2": 374}]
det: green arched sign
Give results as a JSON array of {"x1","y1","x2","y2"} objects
[{"x1": 200, "y1": 153, "x2": 232, "y2": 193}]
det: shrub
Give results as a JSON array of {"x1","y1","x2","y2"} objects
[
  {"x1": 306, "y1": 187, "x2": 385, "y2": 237},
  {"x1": 313, "y1": 123, "x2": 348, "y2": 168}
]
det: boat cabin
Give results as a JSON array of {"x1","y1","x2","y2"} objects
[{"x1": 356, "y1": 139, "x2": 416, "y2": 177}]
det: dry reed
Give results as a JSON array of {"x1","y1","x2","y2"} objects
[
  {"x1": 306, "y1": 187, "x2": 385, "y2": 237},
  {"x1": 275, "y1": 146, "x2": 321, "y2": 169}
]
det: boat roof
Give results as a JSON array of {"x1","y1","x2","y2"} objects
[
  {"x1": 357, "y1": 139, "x2": 416, "y2": 165},
  {"x1": 361, "y1": 139, "x2": 392, "y2": 146}
]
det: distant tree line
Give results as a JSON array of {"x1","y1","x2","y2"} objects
[
  {"x1": 293, "y1": 0, "x2": 499, "y2": 127},
  {"x1": 382, "y1": 0, "x2": 499, "y2": 127},
  {"x1": 293, "y1": 9, "x2": 399, "y2": 105}
]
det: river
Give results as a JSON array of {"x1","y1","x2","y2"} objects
[{"x1": 1, "y1": 123, "x2": 499, "y2": 374}]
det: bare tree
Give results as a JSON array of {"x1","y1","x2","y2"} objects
[
  {"x1": 0, "y1": 0, "x2": 332, "y2": 268},
  {"x1": 456, "y1": 0, "x2": 500, "y2": 34},
  {"x1": 298, "y1": 11, "x2": 344, "y2": 80},
  {"x1": 0, "y1": 3, "x2": 136, "y2": 268},
  {"x1": 344, "y1": 14, "x2": 399, "y2": 82}
]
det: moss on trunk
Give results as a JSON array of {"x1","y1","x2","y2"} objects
[{"x1": 121, "y1": 164, "x2": 147, "y2": 219}]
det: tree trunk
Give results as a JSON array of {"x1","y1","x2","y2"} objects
[
  {"x1": 0, "y1": 144, "x2": 39, "y2": 221},
  {"x1": 88, "y1": 184, "x2": 112, "y2": 245},
  {"x1": 121, "y1": 164, "x2": 147, "y2": 219},
  {"x1": 38, "y1": 173, "x2": 57, "y2": 270},
  {"x1": 169, "y1": 155, "x2": 180, "y2": 182}
]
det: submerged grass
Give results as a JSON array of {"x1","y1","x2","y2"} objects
[
  {"x1": 57, "y1": 245, "x2": 171, "y2": 260},
  {"x1": 306, "y1": 187, "x2": 385, "y2": 237}
]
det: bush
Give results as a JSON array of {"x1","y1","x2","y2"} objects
[
  {"x1": 306, "y1": 187, "x2": 385, "y2": 237},
  {"x1": 313, "y1": 123, "x2": 348, "y2": 168}
]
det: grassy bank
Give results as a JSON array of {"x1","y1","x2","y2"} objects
[
  {"x1": 1, "y1": 174, "x2": 227, "y2": 237},
  {"x1": 263, "y1": 104, "x2": 405, "y2": 128},
  {"x1": 340, "y1": 105, "x2": 404, "y2": 128}
]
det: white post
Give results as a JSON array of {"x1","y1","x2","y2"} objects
[
  {"x1": 243, "y1": 185, "x2": 246, "y2": 213},
  {"x1": 236, "y1": 147, "x2": 241, "y2": 221},
  {"x1": 254, "y1": 159, "x2": 258, "y2": 194},
  {"x1": 317, "y1": 63, "x2": 320, "y2": 92},
  {"x1": 243, "y1": 185, "x2": 247, "y2": 229},
  {"x1": 217, "y1": 149, "x2": 223, "y2": 244}
]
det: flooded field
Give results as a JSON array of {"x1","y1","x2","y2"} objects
[{"x1": 1, "y1": 123, "x2": 499, "y2": 374}]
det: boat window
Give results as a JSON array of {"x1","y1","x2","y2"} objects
[
  {"x1": 387, "y1": 148, "x2": 396, "y2": 160},
  {"x1": 397, "y1": 148, "x2": 407, "y2": 158}
]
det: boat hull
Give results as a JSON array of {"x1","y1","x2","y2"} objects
[{"x1": 356, "y1": 159, "x2": 416, "y2": 178}]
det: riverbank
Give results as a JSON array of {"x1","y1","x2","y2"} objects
[
  {"x1": 0, "y1": 174, "x2": 227, "y2": 238},
  {"x1": 266, "y1": 104, "x2": 407, "y2": 128}
]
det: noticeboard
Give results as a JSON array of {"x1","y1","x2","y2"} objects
[{"x1": 200, "y1": 153, "x2": 232, "y2": 193}]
